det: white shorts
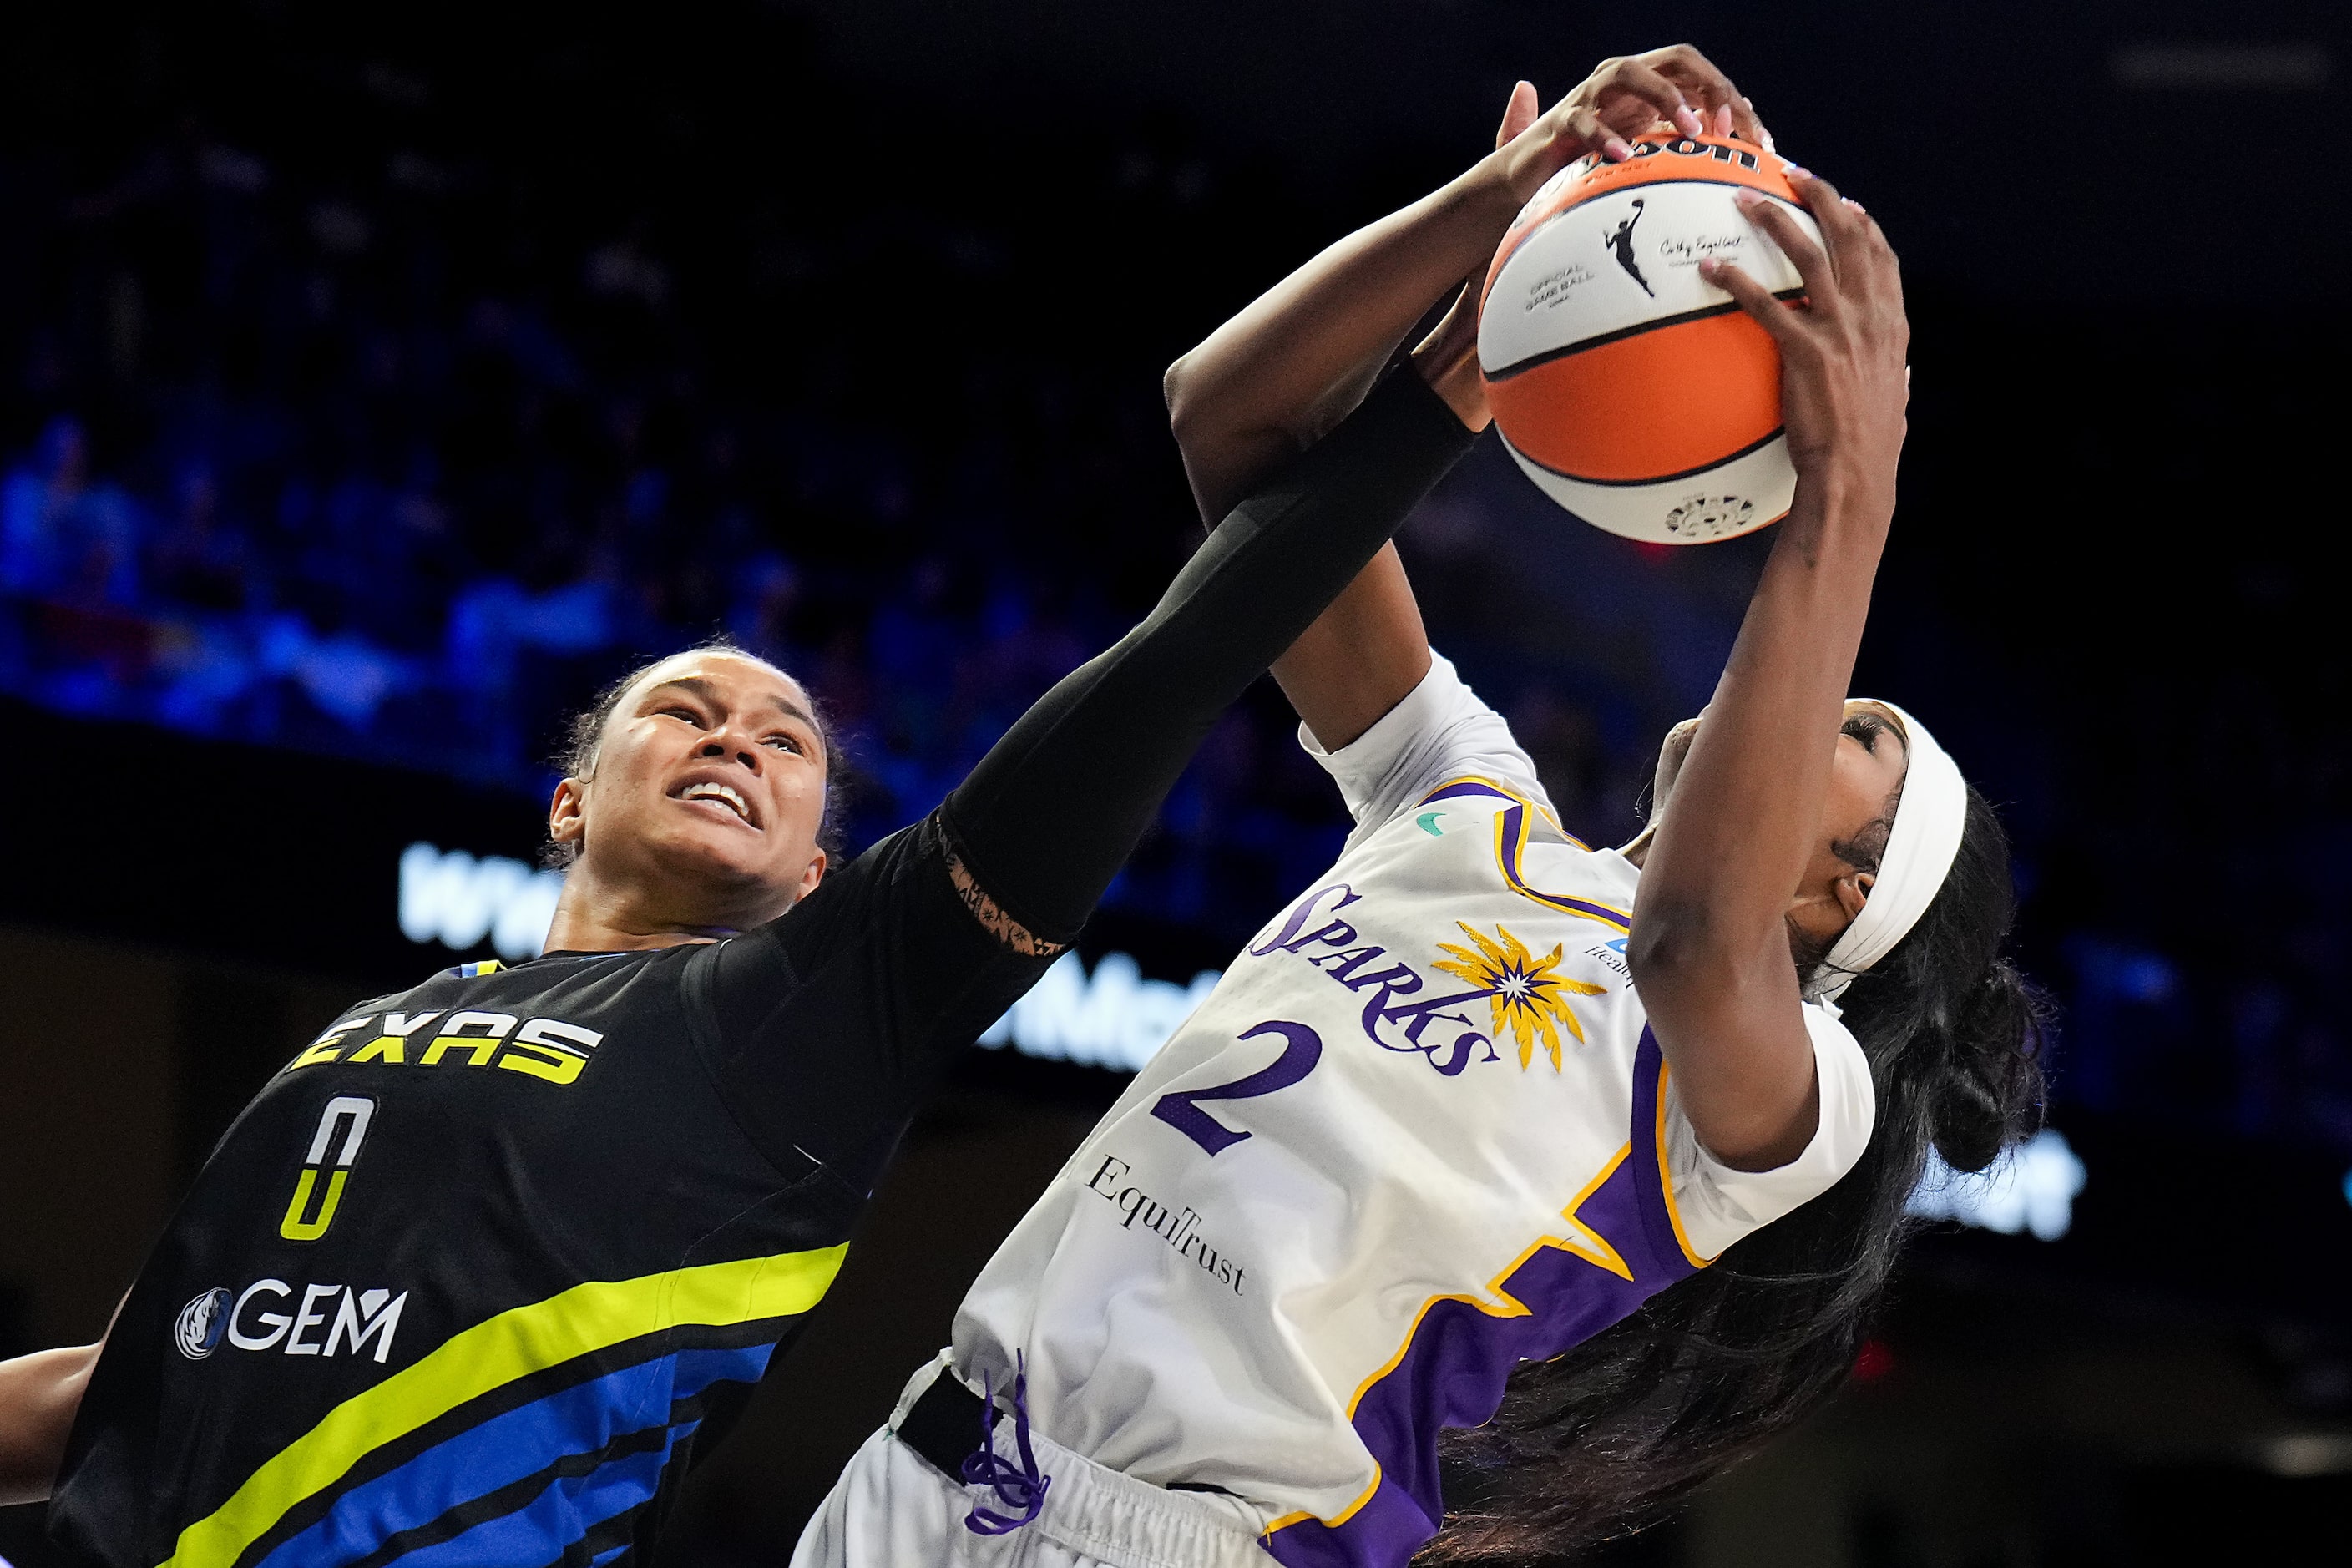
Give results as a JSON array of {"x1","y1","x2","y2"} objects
[{"x1": 790, "y1": 1353, "x2": 1269, "y2": 1568}]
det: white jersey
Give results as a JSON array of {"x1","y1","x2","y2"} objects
[{"x1": 953, "y1": 656, "x2": 1875, "y2": 1568}]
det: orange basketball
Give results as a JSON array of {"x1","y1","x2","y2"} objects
[{"x1": 1476, "y1": 133, "x2": 1818, "y2": 544}]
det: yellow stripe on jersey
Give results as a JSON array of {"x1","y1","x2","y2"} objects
[
  {"x1": 1417, "y1": 775, "x2": 1631, "y2": 932},
  {"x1": 1549, "y1": 1144, "x2": 1637, "y2": 1282},
  {"x1": 1653, "y1": 1063, "x2": 1715, "y2": 1269},
  {"x1": 1262, "y1": 1464, "x2": 1385, "y2": 1539},
  {"x1": 1339, "y1": 1141, "x2": 1638, "y2": 1424},
  {"x1": 1346, "y1": 1141, "x2": 1637, "y2": 1422},
  {"x1": 158, "y1": 1243, "x2": 849, "y2": 1568},
  {"x1": 1263, "y1": 1145, "x2": 1639, "y2": 1540}
]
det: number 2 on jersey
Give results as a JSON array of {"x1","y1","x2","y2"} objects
[{"x1": 1151, "y1": 1020, "x2": 1321, "y2": 1156}]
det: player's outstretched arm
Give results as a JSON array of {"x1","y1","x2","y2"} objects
[
  {"x1": 938, "y1": 365, "x2": 1480, "y2": 953},
  {"x1": 938, "y1": 48, "x2": 1764, "y2": 959},
  {"x1": 1165, "y1": 48, "x2": 1763, "y2": 750},
  {"x1": 1165, "y1": 88, "x2": 1526, "y2": 755},
  {"x1": 1165, "y1": 46, "x2": 1763, "y2": 522},
  {"x1": 1626, "y1": 175, "x2": 1910, "y2": 1171},
  {"x1": 0, "y1": 1340, "x2": 100, "y2": 1505}
]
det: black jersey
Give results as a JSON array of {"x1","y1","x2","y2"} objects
[{"x1": 48, "y1": 818, "x2": 1048, "y2": 1568}]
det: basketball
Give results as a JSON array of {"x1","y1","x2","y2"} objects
[{"x1": 1477, "y1": 133, "x2": 1822, "y2": 544}]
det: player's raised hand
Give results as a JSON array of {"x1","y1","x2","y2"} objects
[
  {"x1": 1398, "y1": 83, "x2": 1539, "y2": 432},
  {"x1": 1494, "y1": 79, "x2": 1540, "y2": 151},
  {"x1": 1483, "y1": 47, "x2": 1769, "y2": 207},
  {"x1": 1701, "y1": 175, "x2": 1909, "y2": 507}
]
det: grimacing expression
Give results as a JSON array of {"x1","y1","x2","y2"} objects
[{"x1": 549, "y1": 652, "x2": 830, "y2": 923}]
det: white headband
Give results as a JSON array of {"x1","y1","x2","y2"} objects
[{"x1": 1804, "y1": 701, "x2": 1968, "y2": 1004}]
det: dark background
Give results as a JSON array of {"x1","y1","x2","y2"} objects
[{"x1": 2, "y1": 3, "x2": 2349, "y2": 1564}]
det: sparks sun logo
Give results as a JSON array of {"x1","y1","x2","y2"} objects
[{"x1": 1433, "y1": 923, "x2": 1606, "y2": 1071}]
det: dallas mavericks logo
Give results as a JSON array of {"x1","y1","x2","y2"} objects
[{"x1": 175, "y1": 1287, "x2": 232, "y2": 1359}]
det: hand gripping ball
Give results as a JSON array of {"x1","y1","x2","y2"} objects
[{"x1": 1477, "y1": 133, "x2": 1822, "y2": 544}]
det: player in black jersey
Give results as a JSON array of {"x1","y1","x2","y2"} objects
[{"x1": 0, "y1": 350, "x2": 1482, "y2": 1568}]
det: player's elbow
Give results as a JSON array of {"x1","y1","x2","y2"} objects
[
  {"x1": 0, "y1": 1342, "x2": 100, "y2": 1506},
  {"x1": 1163, "y1": 353, "x2": 1198, "y2": 426},
  {"x1": 1164, "y1": 357, "x2": 1230, "y2": 469},
  {"x1": 1690, "y1": 1090, "x2": 1821, "y2": 1175},
  {"x1": 1162, "y1": 352, "x2": 1242, "y2": 457}
]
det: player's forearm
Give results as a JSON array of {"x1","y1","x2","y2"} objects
[
  {"x1": 1166, "y1": 171, "x2": 1516, "y2": 524},
  {"x1": 1628, "y1": 476, "x2": 1891, "y2": 1156},
  {"x1": 1641, "y1": 471, "x2": 1892, "y2": 953},
  {"x1": 943, "y1": 369, "x2": 1476, "y2": 944},
  {"x1": 1267, "y1": 544, "x2": 1434, "y2": 751},
  {"x1": 1191, "y1": 184, "x2": 1493, "y2": 753},
  {"x1": 0, "y1": 1342, "x2": 99, "y2": 1505}
]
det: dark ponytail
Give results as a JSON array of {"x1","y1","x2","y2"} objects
[{"x1": 1422, "y1": 785, "x2": 2046, "y2": 1562}]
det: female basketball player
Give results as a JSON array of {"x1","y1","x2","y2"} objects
[
  {"x1": 795, "y1": 47, "x2": 2043, "y2": 1568},
  {"x1": 0, "y1": 291, "x2": 1481, "y2": 1562}
]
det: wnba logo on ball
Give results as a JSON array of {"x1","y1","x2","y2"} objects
[{"x1": 174, "y1": 1287, "x2": 232, "y2": 1360}]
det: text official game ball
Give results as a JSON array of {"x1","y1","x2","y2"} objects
[{"x1": 1478, "y1": 133, "x2": 1822, "y2": 544}]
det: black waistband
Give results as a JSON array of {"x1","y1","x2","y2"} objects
[
  {"x1": 896, "y1": 1367, "x2": 990, "y2": 1480},
  {"x1": 893, "y1": 1366, "x2": 1235, "y2": 1497}
]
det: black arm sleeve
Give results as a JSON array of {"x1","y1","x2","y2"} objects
[{"x1": 941, "y1": 365, "x2": 1479, "y2": 946}]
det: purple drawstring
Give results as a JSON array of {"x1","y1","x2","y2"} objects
[{"x1": 959, "y1": 1353, "x2": 1052, "y2": 1535}]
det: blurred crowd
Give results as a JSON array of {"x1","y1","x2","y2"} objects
[
  {"x1": 5, "y1": 5, "x2": 2350, "y2": 1161},
  {"x1": 0, "y1": 8, "x2": 1763, "y2": 951}
]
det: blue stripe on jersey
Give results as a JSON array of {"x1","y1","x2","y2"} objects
[
  {"x1": 253, "y1": 1343, "x2": 772, "y2": 1568},
  {"x1": 589, "y1": 1545, "x2": 631, "y2": 1568},
  {"x1": 379, "y1": 1423, "x2": 696, "y2": 1568}
]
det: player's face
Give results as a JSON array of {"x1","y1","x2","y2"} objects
[
  {"x1": 553, "y1": 652, "x2": 830, "y2": 928},
  {"x1": 1788, "y1": 703, "x2": 1911, "y2": 949},
  {"x1": 1647, "y1": 700, "x2": 1910, "y2": 953}
]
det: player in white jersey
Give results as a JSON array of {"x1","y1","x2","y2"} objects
[{"x1": 796, "y1": 47, "x2": 2044, "y2": 1568}]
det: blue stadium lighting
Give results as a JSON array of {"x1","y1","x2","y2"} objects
[
  {"x1": 1907, "y1": 1128, "x2": 2086, "y2": 1242},
  {"x1": 979, "y1": 951, "x2": 1222, "y2": 1073},
  {"x1": 394, "y1": 842, "x2": 1215, "y2": 1070},
  {"x1": 398, "y1": 842, "x2": 565, "y2": 962}
]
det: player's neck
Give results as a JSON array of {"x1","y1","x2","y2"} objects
[{"x1": 541, "y1": 863, "x2": 751, "y2": 953}]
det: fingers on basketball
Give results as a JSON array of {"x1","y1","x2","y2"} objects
[
  {"x1": 1594, "y1": 58, "x2": 1697, "y2": 138},
  {"x1": 1738, "y1": 194, "x2": 1836, "y2": 305},
  {"x1": 1646, "y1": 43, "x2": 1748, "y2": 135},
  {"x1": 1792, "y1": 175, "x2": 1872, "y2": 288},
  {"x1": 1704, "y1": 259, "x2": 1802, "y2": 346},
  {"x1": 1842, "y1": 214, "x2": 1903, "y2": 321},
  {"x1": 1559, "y1": 104, "x2": 1626, "y2": 159},
  {"x1": 1801, "y1": 180, "x2": 1904, "y2": 320},
  {"x1": 1731, "y1": 96, "x2": 1768, "y2": 147}
]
